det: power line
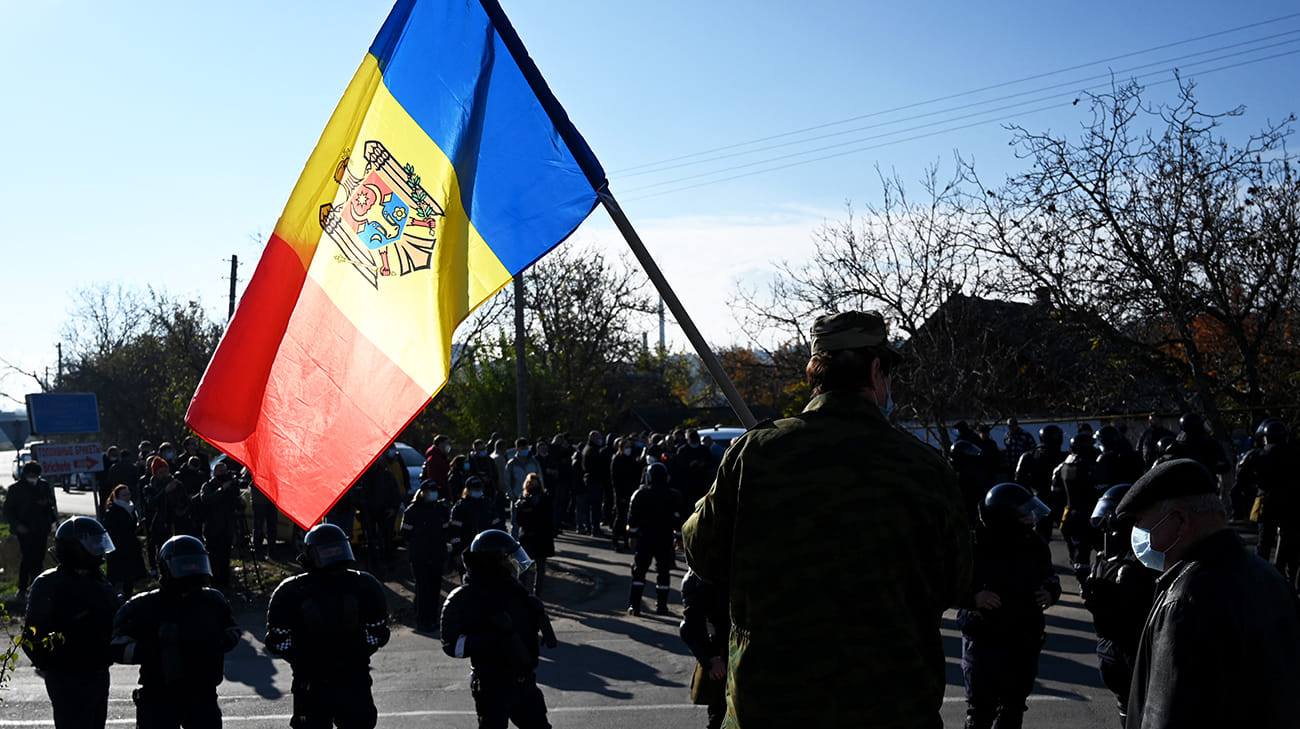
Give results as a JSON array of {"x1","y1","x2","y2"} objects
[
  {"x1": 620, "y1": 28, "x2": 1300, "y2": 180},
  {"x1": 612, "y1": 11, "x2": 1300, "y2": 177},
  {"x1": 622, "y1": 47, "x2": 1300, "y2": 202}
]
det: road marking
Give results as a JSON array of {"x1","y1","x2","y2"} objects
[{"x1": 0, "y1": 696, "x2": 1089, "y2": 725}]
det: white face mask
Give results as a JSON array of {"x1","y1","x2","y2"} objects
[
  {"x1": 25, "y1": 476, "x2": 38, "y2": 484},
  {"x1": 114, "y1": 497, "x2": 133, "y2": 510},
  {"x1": 469, "y1": 490, "x2": 484, "y2": 499},
  {"x1": 622, "y1": 448, "x2": 632, "y2": 456},
  {"x1": 1131, "y1": 513, "x2": 1179, "y2": 571},
  {"x1": 442, "y1": 444, "x2": 452, "y2": 454},
  {"x1": 518, "y1": 448, "x2": 530, "y2": 457}
]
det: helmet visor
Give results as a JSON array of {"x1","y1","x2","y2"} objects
[
  {"x1": 312, "y1": 541, "x2": 355, "y2": 568},
  {"x1": 83, "y1": 530, "x2": 116, "y2": 557},
  {"x1": 1018, "y1": 495, "x2": 1052, "y2": 524},
  {"x1": 166, "y1": 553, "x2": 211, "y2": 578},
  {"x1": 509, "y1": 545, "x2": 534, "y2": 576}
]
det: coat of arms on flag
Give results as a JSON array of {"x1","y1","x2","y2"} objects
[{"x1": 322, "y1": 140, "x2": 443, "y2": 288}]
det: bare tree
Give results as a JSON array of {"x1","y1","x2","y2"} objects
[{"x1": 965, "y1": 76, "x2": 1300, "y2": 434}]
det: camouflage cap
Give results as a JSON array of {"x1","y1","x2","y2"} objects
[{"x1": 810, "y1": 311, "x2": 899, "y2": 359}]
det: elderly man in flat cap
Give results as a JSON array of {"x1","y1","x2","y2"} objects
[
  {"x1": 1117, "y1": 458, "x2": 1300, "y2": 729},
  {"x1": 683, "y1": 311, "x2": 971, "y2": 729}
]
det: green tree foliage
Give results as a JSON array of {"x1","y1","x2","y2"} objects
[
  {"x1": 56, "y1": 285, "x2": 223, "y2": 448},
  {"x1": 423, "y1": 243, "x2": 659, "y2": 444}
]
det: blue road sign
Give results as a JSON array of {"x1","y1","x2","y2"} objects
[{"x1": 26, "y1": 393, "x2": 101, "y2": 435}]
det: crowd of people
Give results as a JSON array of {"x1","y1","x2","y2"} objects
[{"x1": 7, "y1": 307, "x2": 1300, "y2": 729}]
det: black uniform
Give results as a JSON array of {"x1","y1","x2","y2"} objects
[
  {"x1": 265, "y1": 568, "x2": 391, "y2": 729},
  {"x1": 440, "y1": 573, "x2": 557, "y2": 729},
  {"x1": 1051, "y1": 451, "x2": 1100, "y2": 580},
  {"x1": 111, "y1": 586, "x2": 240, "y2": 729},
  {"x1": 626, "y1": 471, "x2": 683, "y2": 616},
  {"x1": 1237, "y1": 441, "x2": 1300, "y2": 583},
  {"x1": 1083, "y1": 540, "x2": 1157, "y2": 724},
  {"x1": 513, "y1": 492, "x2": 555, "y2": 596},
  {"x1": 609, "y1": 451, "x2": 643, "y2": 550},
  {"x1": 401, "y1": 494, "x2": 452, "y2": 630},
  {"x1": 449, "y1": 496, "x2": 505, "y2": 570},
  {"x1": 958, "y1": 523, "x2": 1060, "y2": 729},
  {"x1": 198, "y1": 473, "x2": 244, "y2": 589},
  {"x1": 5, "y1": 475, "x2": 58, "y2": 593},
  {"x1": 23, "y1": 564, "x2": 121, "y2": 729},
  {"x1": 679, "y1": 569, "x2": 729, "y2": 729},
  {"x1": 1015, "y1": 446, "x2": 1067, "y2": 542}
]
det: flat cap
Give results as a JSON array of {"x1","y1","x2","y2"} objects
[
  {"x1": 1115, "y1": 458, "x2": 1217, "y2": 518},
  {"x1": 811, "y1": 311, "x2": 899, "y2": 358}
]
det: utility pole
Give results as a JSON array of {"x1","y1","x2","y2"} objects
[
  {"x1": 658, "y1": 296, "x2": 665, "y2": 352},
  {"x1": 55, "y1": 343, "x2": 62, "y2": 388},
  {"x1": 226, "y1": 255, "x2": 240, "y2": 321},
  {"x1": 513, "y1": 273, "x2": 528, "y2": 438}
]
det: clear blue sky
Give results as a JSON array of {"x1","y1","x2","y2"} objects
[{"x1": 2, "y1": 0, "x2": 1298, "y2": 404}]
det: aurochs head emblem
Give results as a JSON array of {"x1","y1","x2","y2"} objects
[{"x1": 320, "y1": 140, "x2": 444, "y2": 288}]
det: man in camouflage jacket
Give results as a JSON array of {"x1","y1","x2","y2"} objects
[{"x1": 683, "y1": 311, "x2": 972, "y2": 729}]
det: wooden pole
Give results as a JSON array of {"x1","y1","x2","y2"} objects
[{"x1": 598, "y1": 188, "x2": 757, "y2": 429}]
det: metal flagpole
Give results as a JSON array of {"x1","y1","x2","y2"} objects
[{"x1": 597, "y1": 187, "x2": 758, "y2": 430}]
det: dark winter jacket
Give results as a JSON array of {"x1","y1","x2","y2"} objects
[
  {"x1": 1127, "y1": 529, "x2": 1300, "y2": 728},
  {"x1": 957, "y1": 524, "x2": 1060, "y2": 641}
]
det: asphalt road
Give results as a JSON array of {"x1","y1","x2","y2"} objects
[{"x1": 5, "y1": 490, "x2": 1124, "y2": 728}]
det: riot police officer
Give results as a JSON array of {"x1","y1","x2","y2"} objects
[
  {"x1": 440, "y1": 529, "x2": 558, "y2": 729},
  {"x1": 265, "y1": 523, "x2": 391, "y2": 729},
  {"x1": 401, "y1": 483, "x2": 452, "y2": 632},
  {"x1": 1081, "y1": 484, "x2": 1157, "y2": 726},
  {"x1": 449, "y1": 476, "x2": 505, "y2": 576},
  {"x1": 1014, "y1": 425, "x2": 1067, "y2": 542},
  {"x1": 22, "y1": 517, "x2": 120, "y2": 729},
  {"x1": 957, "y1": 483, "x2": 1060, "y2": 729},
  {"x1": 111, "y1": 535, "x2": 241, "y2": 729},
  {"x1": 1093, "y1": 426, "x2": 1143, "y2": 490},
  {"x1": 1052, "y1": 435, "x2": 1101, "y2": 589},
  {"x1": 625, "y1": 461, "x2": 683, "y2": 616},
  {"x1": 1237, "y1": 420, "x2": 1300, "y2": 584}
]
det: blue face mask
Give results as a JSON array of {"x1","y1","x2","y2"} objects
[
  {"x1": 879, "y1": 391, "x2": 894, "y2": 420},
  {"x1": 1131, "y1": 513, "x2": 1178, "y2": 571}
]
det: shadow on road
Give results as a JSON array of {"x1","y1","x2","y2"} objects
[
  {"x1": 224, "y1": 636, "x2": 284, "y2": 699},
  {"x1": 538, "y1": 640, "x2": 679, "y2": 698}
]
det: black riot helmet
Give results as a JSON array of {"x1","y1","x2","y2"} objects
[
  {"x1": 1090, "y1": 484, "x2": 1133, "y2": 529},
  {"x1": 302, "y1": 523, "x2": 356, "y2": 570},
  {"x1": 979, "y1": 482, "x2": 1051, "y2": 530},
  {"x1": 644, "y1": 461, "x2": 669, "y2": 488},
  {"x1": 949, "y1": 439, "x2": 982, "y2": 460},
  {"x1": 1096, "y1": 425, "x2": 1125, "y2": 452},
  {"x1": 53, "y1": 516, "x2": 115, "y2": 569},
  {"x1": 158, "y1": 535, "x2": 212, "y2": 590},
  {"x1": 1068, "y1": 435, "x2": 1095, "y2": 455},
  {"x1": 1262, "y1": 420, "x2": 1289, "y2": 446},
  {"x1": 464, "y1": 529, "x2": 533, "y2": 580},
  {"x1": 1179, "y1": 412, "x2": 1206, "y2": 436},
  {"x1": 1038, "y1": 425, "x2": 1064, "y2": 449}
]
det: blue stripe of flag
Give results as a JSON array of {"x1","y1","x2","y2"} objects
[{"x1": 368, "y1": 0, "x2": 606, "y2": 274}]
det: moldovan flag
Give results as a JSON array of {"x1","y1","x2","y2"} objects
[{"x1": 186, "y1": 0, "x2": 606, "y2": 528}]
